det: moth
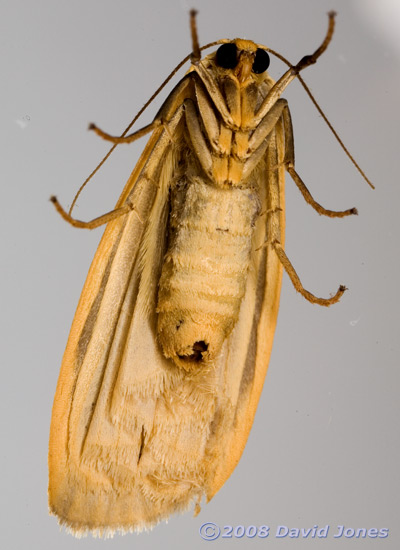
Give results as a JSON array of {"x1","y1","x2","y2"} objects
[{"x1": 49, "y1": 11, "x2": 372, "y2": 536}]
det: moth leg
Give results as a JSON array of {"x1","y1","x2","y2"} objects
[
  {"x1": 184, "y1": 98, "x2": 213, "y2": 177},
  {"x1": 193, "y1": 63, "x2": 235, "y2": 128},
  {"x1": 89, "y1": 75, "x2": 193, "y2": 145},
  {"x1": 247, "y1": 99, "x2": 287, "y2": 155},
  {"x1": 194, "y1": 80, "x2": 220, "y2": 151},
  {"x1": 241, "y1": 100, "x2": 288, "y2": 180},
  {"x1": 50, "y1": 196, "x2": 143, "y2": 229},
  {"x1": 89, "y1": 120, "x2": 161, "y2": 144},
  {"x1": 272, "y1": 239, "x2": 346, "y2": 306},
  {"x1": 282, "y1": 105, "x2": 357, "y2": 218},
  {"x1": 53, "y1": 102, "x2": 187, "y2": 229},
  {"x1": 286, "y1": 162, "x2": 357, "y2": 217}
]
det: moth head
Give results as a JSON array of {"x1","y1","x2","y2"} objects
[{"x1": 215, "y1": 39, "x2": 270, "y2": 83}]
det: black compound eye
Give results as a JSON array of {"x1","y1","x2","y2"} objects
[
  {"x1": 252, "y1": 48, "x2": 270, "y2": 74},
  {"x1": 216, "y1": 43, "x2": 238, "y2": 69}
]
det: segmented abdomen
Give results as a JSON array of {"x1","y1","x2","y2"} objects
[{"x1": 157, "y1": 176, "x2": 260, "y2": 369}]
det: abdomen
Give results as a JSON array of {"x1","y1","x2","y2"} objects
[{"x1": 157, "y1": 176, "x2": 260, "y2": 369}]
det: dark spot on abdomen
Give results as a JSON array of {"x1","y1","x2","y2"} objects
[{"x1": 178, "y1": 340, "x2": 208, "y2": 362}]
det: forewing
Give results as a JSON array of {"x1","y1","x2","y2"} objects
[{"x1": 48, "y1": 107, "x2": 189, "y2": 534}]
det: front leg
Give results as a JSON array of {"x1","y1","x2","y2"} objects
[
  {"x1": 88, "y1": 75, "x2": 193, "y2": 145},
  {"x1": 89, "y1": 120, "x2": 162, "y2": 145},
  {"x1": 241, "y1": 99, "x2": 288, "y2": 180}
]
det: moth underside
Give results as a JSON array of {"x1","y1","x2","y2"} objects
[{"x1": 49, "y1": 13, "x2": 358, "y2": 536}]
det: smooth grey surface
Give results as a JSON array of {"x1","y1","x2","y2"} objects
[{"x1": 1, "y1": 0, "x2": 399, "y2": 548}]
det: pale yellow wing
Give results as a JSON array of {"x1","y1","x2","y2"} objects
[{"x1": 48, "y1": 105, "x2": 190, "y2": 534}]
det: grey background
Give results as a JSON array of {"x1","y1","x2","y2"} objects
[{"x1": 1, "y1": 0, "x2": 399, "y2": 548}]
